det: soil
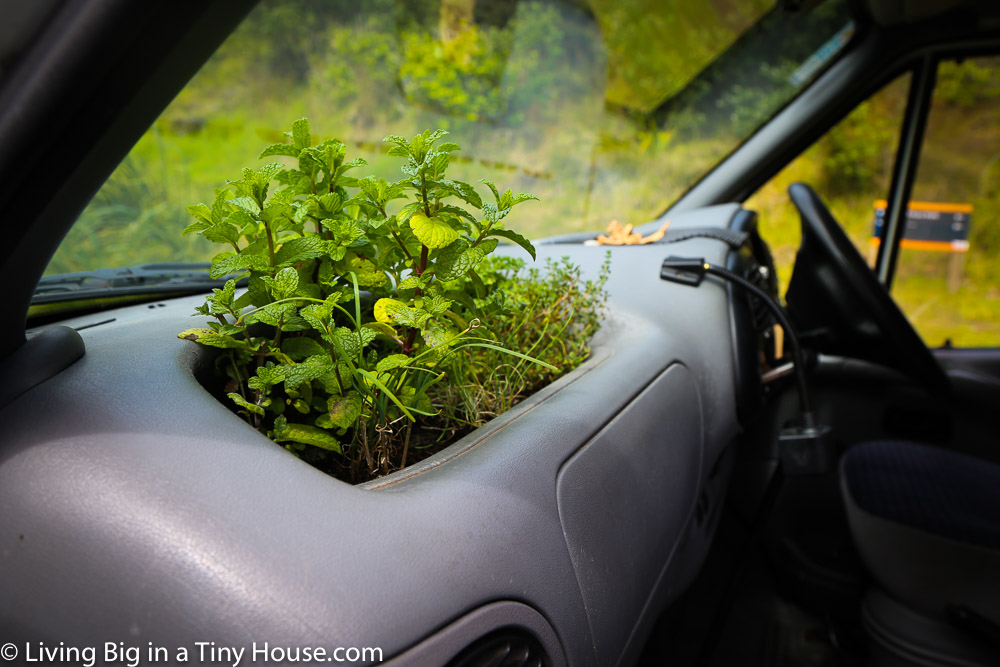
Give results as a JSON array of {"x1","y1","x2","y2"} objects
[
  {"x1": 194, "y1": 347, "x2": 542, "y2": 486},
  {"x1": 308, "y1": 421, "x2": 476, "y2": 485}
]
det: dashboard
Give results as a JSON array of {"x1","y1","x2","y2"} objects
[{"x1": 0, "y1": 203, "x2": 775, "y2": 665}]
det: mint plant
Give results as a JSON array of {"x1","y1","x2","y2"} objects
[{"x1": 180, "y1": 119, "x2": 604, "y2": 483}]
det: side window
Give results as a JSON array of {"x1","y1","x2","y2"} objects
[
  {"x1": 891, "y1": 56, "x2": 1000, "y2": 347},
  {"x1": 745, "y1": 73, "x2": 911, "y2": 292}
]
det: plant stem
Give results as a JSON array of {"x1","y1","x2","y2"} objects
[
  {"x1": 229, "y1": 353, "x2": 249, "y2": 400},
  {"x1": 360, "y1": 425, "x2": 374, "y2": 473},
  {"x1": 273, "y1": 315, "x2": 283, "y2": 349},
  {"x1": 251, "y1": 390, "x2": 263, "y2": 431},
  {"x1": 401, "y1": 242, "x2": 431, "y2": 356},
  {"x1": 334, "y1": 366, "x2": 346, "y2": 395},
  {"x1": 402, "y1": 328, "x2": 417, "y2": 355},
  {"x1": 419, "y1": 173, "x2": 431, "y2": 217},
  {"x1": 471, "y1": 219, "x2": 495, "y2": 248},
  {"x1": 416, "y1": 245, "x2": 429, "y2": 277},
  {"x1": 389, "y1": 228, "x2": 414, "y2": 262},
  {"x1": 263, "y1": 221, "x2": 276, "y2": 268},
  {"x1": 328, "y1": 343, "x2": 346, "y2": 393},
  {"x1": 401, "y1": 422, "x2": 412, "y2": 469},
  {"x1": 416, "y1": 169, "x2": 431, "y2": 278}
]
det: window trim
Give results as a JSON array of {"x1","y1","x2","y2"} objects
[
  {"x1": 875, "y1": 54, "x2": 937, "y2": 288},
  {"x1": 875, "y1": 44, "x2": 1000, "y2": 288}
]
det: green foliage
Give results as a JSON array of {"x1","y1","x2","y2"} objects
[
  {"x1": 399, "y1": 24, "x2": 513, "y2": 122},
  {"x1": 934, "y1": 59, "x2": 1000, "y2": 108},
  {"x1": 433, "y1": 254, "x2": 610, "y2": 430},
  {"x1": 50, "y1": 0, "x2": 859, "y2": 276},
  {"x1": 820, "y1": 98, "x2": 899, "y2": 195},
  {"x1": 593, "y1": 0, "x2": 772, "y2": 112},
  {"x1": 180, "y1": 120, "x2": 602, "y2": 483}
]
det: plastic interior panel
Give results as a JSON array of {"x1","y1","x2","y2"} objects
[
  {"x1": 557, "y1": 363, "x2": 703, "y2": 666},
  {"x1": 862, "y1": 589, "x2": 999, "y2": 666},
  {"x1": 0, "y1": 205, "x2": 745, "y2": 664},
  {"x1": 0, "y1": 325, "x2": 84, "y2": 411},
  {"x1": 382, "y1": 601, "x2": 566, "y2": 666}
]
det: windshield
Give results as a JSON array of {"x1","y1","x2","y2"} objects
[{"x1": 45, "y1": 0, "x2": 853, "y2": 279}]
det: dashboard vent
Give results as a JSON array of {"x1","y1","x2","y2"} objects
[{"x1": 446, "y1": 629, "x2": 549, "y2": 667}]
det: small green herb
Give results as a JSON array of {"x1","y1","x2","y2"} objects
[
  {"x1": 180, "y1": 119, "x2": 605, "y2": 482},
  {"x1": 432, "y1": 254, "x2": 610, "y2": 433}
]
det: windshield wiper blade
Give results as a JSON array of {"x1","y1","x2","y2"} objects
[{"x1": 32, "y1": 263, "x2": 247, "y2": 304}]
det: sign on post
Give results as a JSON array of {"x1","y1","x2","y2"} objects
[{"x1": 870, "y1": 200, "x2": 973, "y2": 291}]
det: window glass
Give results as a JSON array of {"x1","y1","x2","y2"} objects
[
  {"x1": 892, "y1": 56, "x2": 1000, "y2": 347},
  {"x1": 45, "y1": 0, "x2": 855, "y2": 277},
  {"x1": 745, "y1": 73, "x2": 911, "y2": 292}
]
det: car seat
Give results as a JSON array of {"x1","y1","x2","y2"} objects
[{"x1": 841, "y1": 440, "x2": 1000, "y2": 665}]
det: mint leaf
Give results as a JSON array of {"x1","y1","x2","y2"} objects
[
  {"x1": 228, "y1": 393, "x2": 265, "y2": 416},
  {"x1": 209, "y1": 252, "x2": 269, "y2": 279},
  {"x1": 227, "y1": 196, "x2": 261, "y2": 217},
  {"x1": 291, "y1": 118, "x2": 311, "y2": 150},
  {"x1": 273, "y1": 422, "x2": 341, "y2": 453},
  {"x1": 275, "y1": 236, "x2": 326, "y2": 266},
  {"x1": 270, "y1": 267, "x2": 299, "y2": 298},
  {"x1": 281, "y1": 337, "x2": 327, "y2": 361},
  {"x1": 346, "y1": 256, "x2": 387, "y2": 288},
  {"x1": 326, "y1": 391, "x2": 363, "y2": 429},
  {"x1": 202, "y1": 222, "x2": 241, "y2": 247},
  {"x1": 376, "y1": 354, "x2": 411, "y2": 373},
  {"x1": 374, "y1": 298, "x2": 430, "y2": 328},
  {"x1": 283, "y1": 355, "x2": 335, "y2": 389},
  {"x1": 329, "y1": 327, "x2": 374, "y2": 359},
  {"x1": 178, "y1": 328, "x2": 249, "y2": 349},
  {"x1": 409, "y1": 213, "x2": 459, "y2": 249},
  {"x1": 435, "y1": 239, "x2": 486, "y2": 281},
  {"x1": 259, "y1": 143, "x2": 301, "y2": 159},
  {"x1": 487, "y1": 229, "x2": 536, "y2": 260},
  {"x1": 436, "y1": 179, "x2": 482, "y2": 208}
]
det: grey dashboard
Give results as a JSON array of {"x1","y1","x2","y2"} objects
[{"x1": 0, "y1": 204, "x2": 755, "y2": 666}]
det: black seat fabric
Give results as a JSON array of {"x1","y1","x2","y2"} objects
[
  {"x1": 843, "y1": 439, "x2": 1000, "y2": 632},
  {"x1": 843, "y1": 440, "x2": 1000, "y2": 550}
]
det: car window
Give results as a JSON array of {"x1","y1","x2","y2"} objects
[
  {"x1": 890, "y1": 55, "x2": 1000, "y2": 347},
  {"x1": 744, "y1": 73, "x2": 912, "y2": 292},
  {"x1": 44, "y1": 0, "x2": 855, "y2": 278}
]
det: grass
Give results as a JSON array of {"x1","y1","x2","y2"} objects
[{"x1": 892, "y1": 252, "x2": 1000, "y2": 347}]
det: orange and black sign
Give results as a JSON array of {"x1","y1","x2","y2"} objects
[{"x1": 870, "y1": 200, "x2": 972, "y2": 252}]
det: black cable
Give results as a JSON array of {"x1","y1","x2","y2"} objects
[
  {"x1": 702, "y1": 262, "x2": 813, "y2": 421},
  {"x1": 660, "y1": 256, "x2": 815, "y2": 426}
]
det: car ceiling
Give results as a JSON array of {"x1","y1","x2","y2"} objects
[
  {"x1": 0, "y1": 1, "x2": 62, "y2": 80},
  {"x1": 862, "y1": 0, "x2": 1000, "y2": 26}
]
